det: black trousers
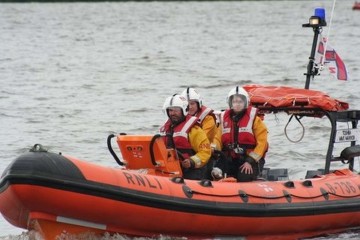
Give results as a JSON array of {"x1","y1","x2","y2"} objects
[
  {"x1": 182, "y1": 166, "x2": 207, "y2": 180},
  {"x1": 228, "y1": 157, "x2": 265, "y2": 182}
]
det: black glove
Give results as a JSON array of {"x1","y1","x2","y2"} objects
[{"x1": 181, "y1": 159, "x2": 196, "y2": 169}]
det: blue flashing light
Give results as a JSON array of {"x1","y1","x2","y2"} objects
[{"x1": 314, "y1": 8, "x2": 326, "y2": 21}]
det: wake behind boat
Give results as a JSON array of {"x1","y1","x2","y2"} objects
[{"x1": 1, "y1": 7, "x2": 360, "y2": 240}]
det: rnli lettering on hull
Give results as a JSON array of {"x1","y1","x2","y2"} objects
[
  {"x1": 123, "y1": 172, "x2": 162, "y2": 189},
  {"x1": 335, "y1": 129, "x2": 360, "y2": 142}
]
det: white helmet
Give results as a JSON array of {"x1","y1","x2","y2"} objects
[
  {"x1": 227, "y1": 86, "x2": 250, "y2": 109},
  {"x1": 162, "y1": 94, "x2": 189, "y2": 117},
  {"x1": 181, "y1": 87, "x2": 202, "y2": 108}
]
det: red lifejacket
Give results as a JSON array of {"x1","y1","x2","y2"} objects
[
  {"x1": 159, "y1": 115, "x2": 198, "y2": 159},
  {"x1": 221, "y1": 107, "x2": 257, "y2": 157},
  {"x1": 196, "y1": 106, "x2": 216, "y2": 125}
]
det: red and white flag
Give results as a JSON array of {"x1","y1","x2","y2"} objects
[{"x1": 316, "y1": 35, "x2": 348, "y2": 81}]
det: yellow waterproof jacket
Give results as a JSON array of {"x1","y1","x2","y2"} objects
[
  {"x1": 201, "y1": 114, "x2": 217, "y2": 144},
  {"x1": 188, "y1": 125, "x2": 212, "y2": 168},
  {"x1": 248, "y1": 116, "x2": 268, "y2": 161},
  {"x1": 212, "y1": 126, "x2": 222, "y2": 151}
]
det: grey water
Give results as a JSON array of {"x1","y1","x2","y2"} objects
[{"x1": 0, "y1": 0, "x2": 359, "y2": 239}]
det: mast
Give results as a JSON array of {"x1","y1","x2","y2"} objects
[{"x1": 302, "y1": 8, "x2": 327, "y2": 89}]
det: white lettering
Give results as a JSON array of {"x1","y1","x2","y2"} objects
[{"x1": 257, "y1": 183, "x2": 274, "y2": 192}]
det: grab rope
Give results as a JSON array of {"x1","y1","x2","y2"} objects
[
  {"x1": 284, "y1": 115, "x2": 305, "y2": 143},
  {"x1": 189, "y1": 185, "x2": 360, "y2": 199}
]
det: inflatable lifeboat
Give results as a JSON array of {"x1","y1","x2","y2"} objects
[{"x1": 1, "y1": 85, "x2": 360, "y2": 240}]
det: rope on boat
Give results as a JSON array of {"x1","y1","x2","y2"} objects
[
  {"x1": 189, "y1": 186, "x2": 360, "y2": 200},
  {"x1": 284, "y1": 115, "x2": 305, "y2": 143}
]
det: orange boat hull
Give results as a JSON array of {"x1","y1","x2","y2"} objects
[{"x1": 1, "y1": 150, "x2": 360, "y2": 239}]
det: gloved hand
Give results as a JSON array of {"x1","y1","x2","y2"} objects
[{"x1": 181, "y1": 159, "x2": 195, "y2": 169}]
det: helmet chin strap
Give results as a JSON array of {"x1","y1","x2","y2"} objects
[{"x1": 196, "y1": 102, "x2": 200, "y2": 110}]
